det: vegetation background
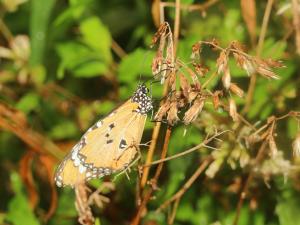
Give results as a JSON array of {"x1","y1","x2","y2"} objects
[{"x1": 0, "y1": 0, "x2": 300, "y2": 225}]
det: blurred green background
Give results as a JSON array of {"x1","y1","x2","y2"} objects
[{"x1": 0, "y1": 0, "x2": 300, "y2": 225}]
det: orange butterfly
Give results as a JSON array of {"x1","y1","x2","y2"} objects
[{"x1": 54, "y1": 84, "x2": 153, "y2": 187}]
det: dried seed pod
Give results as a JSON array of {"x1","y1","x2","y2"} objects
[
  {"x1": 212, "y1": 91, "x2": 222, "y2": 109},
  {"x1": 216, "y1": 51, "x2": 228, "y2": 74},
  {"x1": 268, "y1": 135, "x2": 278, "y2": 157},
  {"x1": 183, "y1": 97, "x2": 205, "y2": 125},
  {"x1": 167, "y1": 102, "x2": 179, "y2": 126},
  {"x1": 243, "y1": 59, "x2": 256, "y2": 76},
  {"x1": 222, "y1": 65, "x2": 231, "y2": 89},
  {"x1": 256, "y1": 66, "x2": 279, "y2": 79},
  {"x1": 229, "y1": 98, "x2": 239, "y2": 122},
  {"x1": 292, "y1": 132, "x2": 300, "y2": 158},
  {"x1": 229, "y1": 83, "x2": 244, "y2": 98}
]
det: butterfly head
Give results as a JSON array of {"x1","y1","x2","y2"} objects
[{"x1": 131, "y1": 84, "x2": 153, "y2": 115}]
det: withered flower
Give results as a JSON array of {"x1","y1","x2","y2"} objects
[{"x1": 183, "y1": 97, "x2": 205, "y2": 125}]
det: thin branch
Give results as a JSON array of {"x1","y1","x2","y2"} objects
[
  {"x1": 0, "y1": 18, "x2": 13, "y2": 42},
  {"x1": 173, "y1": 0, "x2": 181, "y2": 55},
  {"x1": 111, "y1": 39, "x2": 127, "y2": 58},
  {"x1": 157, "y1": 157, "x2": 212, "y2": 212},
  {"x1": 142, "y1": 130, "x2": 228, "y2": 167},
  {"x1": 292, "y1": 0, "x2": 300, "y2": 54}
]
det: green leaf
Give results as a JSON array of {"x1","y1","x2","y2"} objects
[
  {"x1": 16, "y1": 92, "x2": 40, "y2": 114},
  {"x1": 53, "y1": 0, "x2": 93, "y2": 27},
  {"x1": 49, "y1": 189, "x2": 77, "y2": 225},
  {"x1": 49, "y1": 120, "x2": 77, "y2": 139},
  {"x1": 30, "y1": 0, "x2": 56, "y2": 66},
  {"x1": 56, "y1": 41, "x2": 108, "y2": 78},
  {"x1": 5, "y1": 173, "x2": 40, "y2": 225},
  {"x1": 118, "y1": 48, "x2": 155, "y2": 99},
  {"x1": 260, "y1": 39, "x2": 287, "y2": 60},
  {"x1": 276, "y1": 193, "x2": 300, "y2": 225},
  {"x1": 79, "y1": 17, "x2": 112, "y2": 63}
]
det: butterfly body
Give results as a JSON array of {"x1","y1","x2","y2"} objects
[{"x1": 55, "y1": 84, "x2": 152, "y2": 187}]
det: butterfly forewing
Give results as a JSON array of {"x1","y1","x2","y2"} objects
[{"x1": 54, "y1": 85, "x2": 152, "y2": 187}]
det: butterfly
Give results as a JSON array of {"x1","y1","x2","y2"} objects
[{"x1": 54, "y1": 84, "x2": 153, "y2": 187}]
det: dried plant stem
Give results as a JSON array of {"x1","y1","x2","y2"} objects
[
  {"x1": 157, "y1": 157, "x2": 212, "y2": 212},
  {"x1": 0, "y1": 104, "x2": 64, "y2": 159},
  {"x1": 243, "y1": 0, "x2": 274, "y2": 114},
  {"x1": 168, "y1": 198, "x2": 180, "y2": 225},
  {"x1": 141, "y1": 0, "x2": 181, "y2": 190},
  {"x1": 173, "y1": 0, "x2": 181, "y2": 55},
  {"x1": 131, "y1": 127, "x2": 172, "y2": 225},
  {"x1": 111, "y1": 39, "x2": 127, "y2": 58},
  {"x1": 202, "y1": 71, "x2": 218, "y2": 89},
  {"x1": 0, "y1": 18, "x2": 13, "y2": 41},
  {"x1": 140, "y1": 122, "x2": 162, "y2": 187},
  {"x1": 292, "y1": 0, "x2": 300, "y2": 54},
  {"x1": 75, "y1": 183, "x2": 94, "y2": 225},
  {"x1": 233, "y1": 140, "x2": 268, "y2": 225}
]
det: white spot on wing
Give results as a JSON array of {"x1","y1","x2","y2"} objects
[{"x1": 79, "y1": 164, "x2": 87, "y2": 173}]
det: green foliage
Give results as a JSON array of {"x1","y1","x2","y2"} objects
[
  {"x1": 0, "y1": 0, "x2": 299, "y2": 225},
  {"x1": 30, "y1": 0, "x2": 56, "y2": 66},
  {"x1": 5, "y1": 173, "x2": 40, "y2": 225}
]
